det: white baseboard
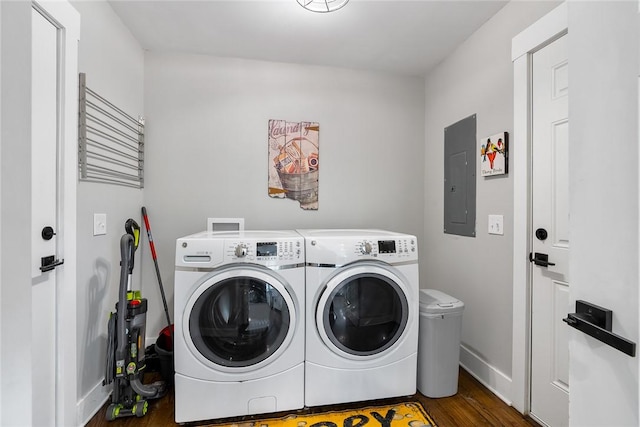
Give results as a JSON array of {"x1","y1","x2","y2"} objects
[
  {"x1": 459, "y1": 344, "x2": 513, "y2": 406},
  {"x1": 77, "y1": 380, "x2": 110, "y2": 426}
]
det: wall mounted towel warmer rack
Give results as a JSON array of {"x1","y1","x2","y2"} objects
[{"x1": 78, "y1": 73, "x2": 144, "y2": 188}]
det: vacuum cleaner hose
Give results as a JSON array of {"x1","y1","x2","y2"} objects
[{"x1": 130, "y1": 377, "x2": 164, "y2": 399}]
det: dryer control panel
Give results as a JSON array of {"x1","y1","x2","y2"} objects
[
  {"x1": 354, "y1": 238, "x2": 416, "y2": 259},
  {"x1": 298, "y1": 229, "x2": 418, "y2": 266}
]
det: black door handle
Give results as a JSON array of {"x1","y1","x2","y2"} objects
[
  {"x1": 529, "y1": 252, "x2": 556, "y2": 267},
  {"x1": 40, "y1": 255, "x2": 64, "y2": 272}
]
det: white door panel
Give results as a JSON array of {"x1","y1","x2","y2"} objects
[
  {"x1": 31, "y1": 7, "x2": 59, "y2": 426},
  {"x1": 530, "y1": 34, "x2": 570, "y2": 427}
]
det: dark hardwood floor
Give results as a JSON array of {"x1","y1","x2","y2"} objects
[{"x1": 86, "y1": 368, "x2": 539, "y2": 427}]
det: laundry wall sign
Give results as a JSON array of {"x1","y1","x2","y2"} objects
[
  {"x1": 268, "y1": 120, "x2": 319, "y2": 210},
  {"x1": 479, "y1": 131, "x2": 508, "y2": 177}
]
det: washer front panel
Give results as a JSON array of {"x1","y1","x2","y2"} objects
[
  {"x1": 315, "y1": 261, "x2": 411, "y2": 360},
  {"x1": 183, "y1": 265, "x2": 297, "y2": 373}
]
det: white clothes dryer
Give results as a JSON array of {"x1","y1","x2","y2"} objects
[
  {"x1": 297, "y1": 229, "x2": 419, "y2": 407},
  {"x1": 173, "y1": 230, "x2": 305, "y2": 423}
]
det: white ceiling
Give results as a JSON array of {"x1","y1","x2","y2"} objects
[{"x1": 108, "y1": 0, "x2": 508, "y2": 77}]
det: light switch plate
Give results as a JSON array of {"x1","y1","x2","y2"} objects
[
  {"x1": 94, "y1": 213, "x2": 107, "y2": 236},
  {"x1": 488, "y1": 214, "x2": 504, "y2": 235}
]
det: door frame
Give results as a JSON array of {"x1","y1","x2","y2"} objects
[
  {"x1": 32, "y1": 1, "x2": 79, "y2": 425},
  {"x1": 511, "y1": 2, "x2": 567, "y2": 415}
]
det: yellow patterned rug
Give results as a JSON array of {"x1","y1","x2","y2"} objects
[{"x1": 210, "y1": 402, "x2": 437, "y2": 427}]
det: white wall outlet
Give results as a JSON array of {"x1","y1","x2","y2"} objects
[
  {"x1": 488, "y1": 214, "x2": 504, "y2": 235},
  {"x1": 93, "y1": 213, "x2": 107, "y2": 236}
]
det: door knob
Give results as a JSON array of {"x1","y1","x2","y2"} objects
[
  {"x1": 529, "y1": 252, "x2": 555, "y2": 267},
  {"x1": 41, "y1": 226, "x2": 56, "y2": 241},
  {"x1": 535, "y1": 228, "x2": 548, "y2": 241}
]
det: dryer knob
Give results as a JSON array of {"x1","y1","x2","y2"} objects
[
  {"x1": 234, "y1": 245, "x2": 247, "y2": 258},
  {"x1": 360, "y1": 242, "x2": 373, "y2": 255}
]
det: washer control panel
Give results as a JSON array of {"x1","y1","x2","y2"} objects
[{"x1": 176, "y1": 231, "x2": 304, "y2": 268}]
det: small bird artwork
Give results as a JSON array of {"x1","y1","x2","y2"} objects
[{"x1": 480, "y1": 133, "x2": 508, "y2": 176}]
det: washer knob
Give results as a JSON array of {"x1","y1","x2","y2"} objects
[
  {"x1": 234, "y1": 245, "x2": 247, "y2": 258},
  {"x1": 360, "y1": 242, "x2": 372, "y2": 255}
]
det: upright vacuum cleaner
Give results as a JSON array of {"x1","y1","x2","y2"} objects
[{"x1": 104, "y1": 219, "x2": 166, "y2": 420}]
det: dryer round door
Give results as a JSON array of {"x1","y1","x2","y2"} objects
[
  {"x1": 315, "y1": 261, "x2": 410, "y2": 360},
  {"x1": 183, "y1": 264, "x2": 298, "y2": 372}
]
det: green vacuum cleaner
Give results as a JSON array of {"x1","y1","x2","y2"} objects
[{"x1": 103, "y1": 219, "x2": 166, "y2": 420}]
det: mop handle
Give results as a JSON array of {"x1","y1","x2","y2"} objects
[{"x1": 141, "y1": 207, "x2": 172, "y2": 330}]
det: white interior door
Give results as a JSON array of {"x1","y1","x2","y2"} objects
[
  {"x1": 530, "y1": 34, "x2": 570, "y2": 427},
  {"x1": 31, "y1": 6, "x2": 61, "y2": 425}
]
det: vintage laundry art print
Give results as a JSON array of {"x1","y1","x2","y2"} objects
[
  {"x1": 268, "y1": 120, "x2": 319, "y2": 210},
  {"x1": 479, "y1": 131, "x2": 508, "y2": 177}
]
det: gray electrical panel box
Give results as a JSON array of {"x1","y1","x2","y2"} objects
[{"x1": 444, "y1": 114, "x2": 476, "y2": 237}]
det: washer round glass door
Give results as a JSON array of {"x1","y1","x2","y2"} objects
[
  {"x1": 316, "y1": 261, "x2": 409, "y2": 359},
  {"x1": 184, "y1": 265, "x2": 296, "y2": 371}
]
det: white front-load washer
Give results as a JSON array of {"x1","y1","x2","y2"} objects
[
  {"x1": 173, "y1": 230, "x2": 305, "y2": 423},
  {"x1": 297, "y1": 229, "x2": 419, "y2": 407}
]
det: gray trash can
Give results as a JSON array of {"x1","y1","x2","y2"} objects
[{"x1": 417, "y1": 288, "x2": 464, "y2": 398}]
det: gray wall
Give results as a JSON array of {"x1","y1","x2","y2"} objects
[
  {"x1": 141, "y1": 52, "x2": 426, "y2": 336},
  {"x1": 422, "y1": 0, "x2": 560, "y2": 386},
  {"x1": 569, "y1": 2, "x2": 638, "y2": 424},
  {"x1": 70, "y1": 1, "x2": 145, "y2": 420}
]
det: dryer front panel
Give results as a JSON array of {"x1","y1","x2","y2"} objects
[
  {"x1": 183, "y1": 266, "x2": 298, "y2": 373},
  {"x1": 315, "y1": 262, "x2": 410, "y2": 360}
]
